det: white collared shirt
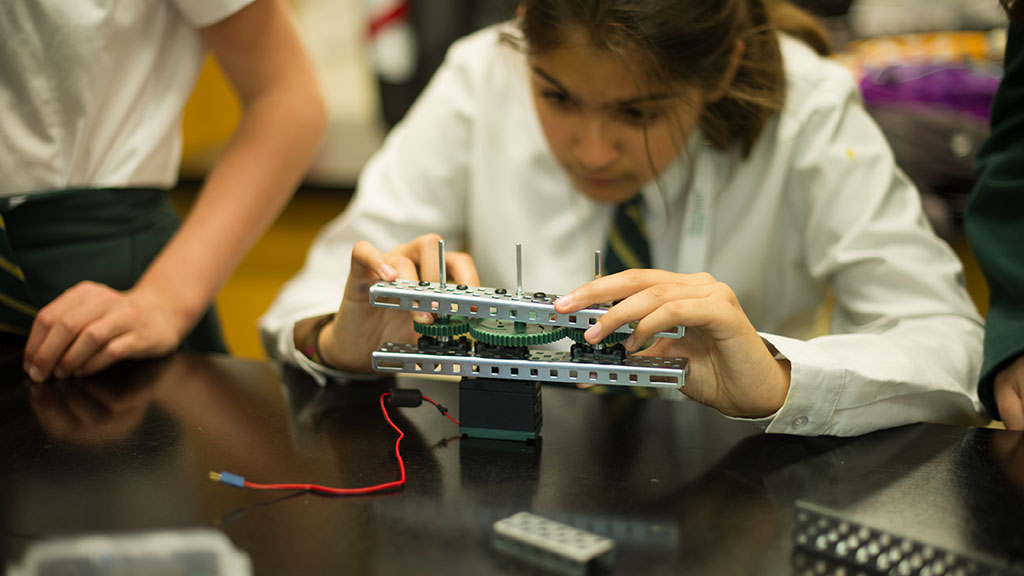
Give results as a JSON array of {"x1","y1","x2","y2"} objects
[
  {"x1": 261, "y1": 24, "x2": 986, "y2": 436},
  {"x1": 0, "y1": 0, "x2": 253, "y2": 197}
]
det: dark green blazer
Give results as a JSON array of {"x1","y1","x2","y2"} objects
[{"x1": 965, "y1": 23, "x2": 1024, "y2": 420}]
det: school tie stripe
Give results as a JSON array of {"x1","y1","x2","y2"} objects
[
  {"x1": 598, "y1": 195, "x2": 655, "y2": 398},
  {"x1": 604, "y1": 194, "x2": 651, "y2": 274},
  {"x1": 0, "y1": 214, "x2": 37, "y2": 336}
]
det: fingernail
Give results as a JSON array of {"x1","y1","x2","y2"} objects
[
  {"x1": 28, "y1": 365, "x2": 44, "y2": 383},
  {"x1": 624, "y1": 335, "x2": 636, "y2": 350},
  {"x1": 584, "y1": 322, "x2": 602, "y2": 342},
  {"x1": 555, "y1": 293, "x2": 574, "y2": 309},
  {"x1": 379, "y1": 263, "x2": 397, "y2": 281},
  {"x1": 415, "y1": 312, "x2": 433, "y2": 323}
]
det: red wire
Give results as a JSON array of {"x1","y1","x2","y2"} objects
[
  {"x1": 232, "y1": 391, "x2": 456, "y2": 496},
  {"x1": 422, "y1": 394, "x2": 460, "y2": 425}
]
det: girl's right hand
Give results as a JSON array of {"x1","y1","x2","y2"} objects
[{"x1": 317, "y1": 234, "x2": 479, "y2": 373}]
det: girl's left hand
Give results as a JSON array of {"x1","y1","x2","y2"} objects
[{"x1": 554, "y1": 269, "x2": 790, "y2": 418}]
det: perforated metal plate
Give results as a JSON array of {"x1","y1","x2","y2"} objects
[
  {"x1": 370, "y1": 280, "x2": 685, "y2": 339},
  {"x1": 372, "y1": 343, "x2": 686, "y2": 389}
]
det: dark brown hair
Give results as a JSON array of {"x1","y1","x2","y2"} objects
[{"x1": 514, "y1": 0, "x2": 830, "y2": 156}]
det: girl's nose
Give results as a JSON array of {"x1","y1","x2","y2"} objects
[{"x1": 573, "y1": 119, "x2": 619, "y2": 171}]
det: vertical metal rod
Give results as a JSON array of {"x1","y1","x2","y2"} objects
[
  {"x1": 516, "y1": 243, "x2": 523, "y2": 299},
  {"x1": 437, "y1": 238, "x2": 448, "y2": 324},
  {"x1": 593, "y1": 249, "x2": 605, "y2": 349},
  {"x1": 438, "y1": 238, "x2": 447, "y2": 291}
]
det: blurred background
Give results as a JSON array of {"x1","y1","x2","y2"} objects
[{"x1": 174, "y1": 0, "x2": 1007, "y2": 358}]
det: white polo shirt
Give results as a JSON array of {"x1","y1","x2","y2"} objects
[{"x1": 0, "y1": 0, "x2": 253, "y2": 197}]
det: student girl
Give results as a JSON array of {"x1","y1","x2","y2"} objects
[
  {"x1": 5, "y1": 0, "x2": 325, "y2": 382},
  {"x1": 261, "y1": 0, "x2": 986, "y2": 436}
]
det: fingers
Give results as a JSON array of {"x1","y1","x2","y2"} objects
[
  {"x1": 28, "y1": 310, "x2": 132, "y2": 381},
  {"x1": 396, "y1": 234, "x2": 479, "y2": 285},
  {"x1": 555, "y1": 269, "x2": 717, "y2": 313},
  {"x1": 24, "y1": 282, "x2": 173, "y2": 382},
  {"x1": 997, "y1": 389, "x2": 1024, "y2": 432},
  {"x1": 75, "y1": 333, "x2": 136, "y2": 376},
  {"x1": 53, "y1": 315, "x2": 134, "y2": 378},
  {"x1": 627, "y1": 285, "x2": 742, "y2": 350},
  {"x1": 351, "y1": 240, "x2": 398, "y2": 282},
  {"x1": 409, "y1": 234, "x2": 443, "y2": 283},
  {"x1": 353, "y1": 235, "x2": 479, "y2": 286},
  {"x1": 24, "y1": 283, "x2": 124, "y2": 382},
  {"x1": 995, "y1": 358, "x2": 1024, "y2": 431},
  {"x1": 387, "y1": 256, "x2": 433, "y2": 323},
  {"x1": 444, "y1": 252, "x2": 480, "y2": 286},
  {"x1": 362, "y1": 234, "x2": 443, "y2": 283},
  {"x1": 582, "y1": 281, "x2": 733, "y2": 351}
]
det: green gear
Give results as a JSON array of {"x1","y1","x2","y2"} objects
[
  {"x1": 564, "y1": 328, "x2": 629, "y2": 345},
  {"x1": 468, "y1": 318, "x2": 566, "y2": 347},
  {"x1": 413, "y1": 315, "x2": 471, "y2": 337}
]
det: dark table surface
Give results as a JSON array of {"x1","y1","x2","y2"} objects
[{"x1": 1, "y1": 352, "x2": 1022, "y2": 575}]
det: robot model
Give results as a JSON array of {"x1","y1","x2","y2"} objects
[{"x1": 369, "y1": 241, "x2": 688, "y2": 441}]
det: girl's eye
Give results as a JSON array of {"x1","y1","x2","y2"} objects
[
  {"x1": 541, "y1": 90, "x2": 572, "y2": 107},
  {"x1": 622, "y1": 106, "x2": 662, "y2": 125}
]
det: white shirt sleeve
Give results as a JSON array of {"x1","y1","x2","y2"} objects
[
  {"x1": 755, "y1": 57, "x2": 985, "y2": 436},
  {"x1": 258, "y1": 28, "x2": 483, "y2": 377},
  {"x1": 170, "y1": 0, "x2": 255, "y2": 28}
]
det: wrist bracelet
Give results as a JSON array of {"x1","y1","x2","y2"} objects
[{"x1": 302, "y1": 313, "x2": 336, "y2": 366}]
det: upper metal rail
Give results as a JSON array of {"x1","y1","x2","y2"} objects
[{"x1": 369, "y1": 280, "x2": 685, "y2": 339}]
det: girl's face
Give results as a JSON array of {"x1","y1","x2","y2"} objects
[{"x1": 529, "y1": 32, "x2": 704, "y2": 205}]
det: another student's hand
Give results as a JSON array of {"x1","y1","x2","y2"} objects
[
  {"x1": 554, "y1": 270, "x2": 790, "y2": 418},
  {"x1": 994, "y1": 356, "x2": 1024, "y2": 431},
  {"x1": 313, "y1": 234, "x2": 480, "y2": 373},
  {"x1": 23, "y1": 281, "x2": 186, "y2": 383}
]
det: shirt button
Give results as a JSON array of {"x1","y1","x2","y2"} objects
[{"x1": 793, "y1": 416, "x2": 808, "y2": 428}]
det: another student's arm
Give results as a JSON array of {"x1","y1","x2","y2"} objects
[{"x1": 23, "y1": 0, "x2": 325, "y2": 381}]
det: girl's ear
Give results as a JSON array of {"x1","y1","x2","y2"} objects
[{"x1": 706, "y1": 40, "x2": 745, "y2": 103}]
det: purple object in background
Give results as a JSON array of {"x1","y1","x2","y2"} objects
[{"x1": 859, "y1": 65, "x2": 1002, "y2": 122}]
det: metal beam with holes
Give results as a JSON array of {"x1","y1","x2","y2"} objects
[
  {"x1": 369, "y1": 280, "x2": 686, "y2": 339},
  {"x1": 372, "y1": 343, "x2": 688, "y2": 389}
]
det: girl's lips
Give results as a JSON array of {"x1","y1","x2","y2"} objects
[{"x1": 577, "y1": 173, "x2": 619, "y2": 186}]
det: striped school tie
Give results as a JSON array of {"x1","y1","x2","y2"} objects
[
  {"x1": 599, "y1": 194, "x2": 654, "y2": 398},
  {"x1": 0, "y1": 214, "x2": 37, "y2": 338},
  {"x1": 604, "y1": 194, "x2": 651, "y2": 274}
]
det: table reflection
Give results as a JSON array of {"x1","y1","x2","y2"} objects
[{"x1": 0, "y1": 353, "x2": 1021, "y2": 575}]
